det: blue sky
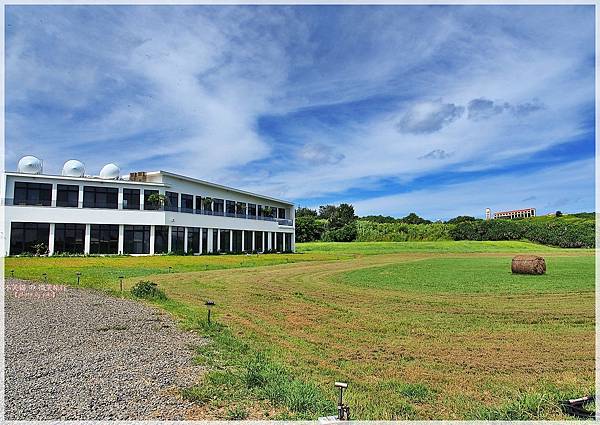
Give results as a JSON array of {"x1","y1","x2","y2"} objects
[{"x1": 5, "y1": 5, "x2": 595, "y2": 220}]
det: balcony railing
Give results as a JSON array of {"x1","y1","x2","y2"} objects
[{"x1": 4, "y1": 199, "x2": 293, "y2": 225}]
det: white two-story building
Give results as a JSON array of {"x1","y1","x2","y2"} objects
[{"x1": 4, "y1": 157, "x2": 295, "y2": 256}]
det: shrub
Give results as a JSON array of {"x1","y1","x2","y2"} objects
[
  {"x1": 131, "y1": 280, "x2": 167, "y2": 300},
  {"x1": 322, "y1": 222, "x2": 358, "y2": 242},
  {"x1": 356, "y1": 221, "x2": 453, "y2": 242},
  {"x1": 449, "y1": 217, "x2": 594, "y2": 248}
]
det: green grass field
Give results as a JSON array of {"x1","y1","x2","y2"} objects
[{"x1": 5, "y1": 241, "x2": 595, "y2": 420}]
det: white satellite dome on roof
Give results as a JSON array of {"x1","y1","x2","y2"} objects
[
  {"x1": 62, "y1": 159, "x2": 85, "y2": 177},
  {"x1": 17, "y1": 155, "x2": 43, "y2": 174},
  {"x1": 99, "y1": 163, "x2": 120, "y2": 179}
]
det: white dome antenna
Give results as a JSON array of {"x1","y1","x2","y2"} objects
[
  {"x1": 17, "y1": 156, "x2": 43, "y2": 174},
  {"x1": 62, "y1": 159, "x2": 85, "y2": 177},
  {"x1": 99, "y1": 163, "x2": 120, "y2": 179}
]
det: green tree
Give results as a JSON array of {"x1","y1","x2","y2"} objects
[
  {"x1": 328, "y1": 203, "x2": 356, "y2": 230},
  {"x1": 400, "y1": 212, "x2": 431, "y2": 225},
  {"x1": 295, "y1": 216, "x2": 325, "y2": 242},
  {"x1": 296, "y1": 207, "x2": 318, "y2": 218},
  {"x1": 318, "y1": 205, "x2": 337, "y2": 220}
]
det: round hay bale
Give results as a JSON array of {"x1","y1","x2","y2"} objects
[{"x1": 511, "y1": 255, "x2": 546, "y2": 275}]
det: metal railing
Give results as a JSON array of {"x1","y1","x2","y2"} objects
[{"x1": 4, "y1": 198, "x2": 294, "y2": 226}]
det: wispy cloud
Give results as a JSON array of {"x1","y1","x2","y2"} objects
[{"x1": 5, "y1": 5, "x2": 594, "y2": 216}]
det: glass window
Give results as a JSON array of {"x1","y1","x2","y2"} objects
[
  {"x1": 255, "y1": 231, "x2": 263, "y2": 252},
  {"x1": 165, "y1": 191, "x2": 179, "y2": 212},
  {"x1": 214, "y1": 199, "x2": 224, "y2": 215},
  {"x1": 90, "y1": 224, "x2": 119, "y2": 254},
  {"x1": 285, "y1": 233, "x2": 292, "y2": 252},
  {"x1": 212, "y1": 229, "x2": 218, "y2": 252},
  {"x1": 226, "y1": 200, "x2": 236, "y2": 217},
  {"x1": 219, "y1": 229, "x2": 230, "y2": 252},
  {"x1": 54, "y1": 223, "x2": 85, "y2": 254},
  {"x1": 124, "y1": 225, "x2": 150, "y2": 254},
  {"x1": 248, "y1": 203, "x2": 257, "y2": 217},
  {"x1": 278, "y1": 208, "x2": 286, "y2": 219},
  {"x1": 154, "y1": 226, "x2": 169, "y2": 254},
  {"x1": 171, "y1": 226, "x2": 185, "y2": 253},
  {"x1": 258, "y1": 205, "x2": 263, "y2": 218},
  {"x1": 195, "y1": 196, "x2": 203, "y2": 214},
  {"x1": 144, "y1": 189, "x2": 160, "y2": 210},
  {"x1": 187, "y1": 227, "x2": 200, "y2": 254},
  {"x1": 276, "y1": 232, "x2": 284, "y2": 252},
  {"x1": 14, "y1": 182, "x2": 52, "y2": 206},
  {"x1": 244, "y1": 230, "x2": 253, "y2": 252},
  {"x1": 56, "y1": 184, "x2": 79, "y2": 207},
  {"x1": 123, "y1": 188, "x2": 140, "y2": 210},
  {"x1": 181, "y1": 194, "x2": 193, "y2": 213},
  {"x1": 83, "y1": 186, "x2": 118, "y2": 209},
  {"x1": 202, "y1": 228, "x2": 208, "y2": 254},
  {"x1": 236, "y1": 202, "x2": 246, "y2": 218},
  {"x1": 232, "y1": 230, "x2": 242, "y2": 252},
  {"x1": 9, "y1": 222, "x2": 50, "y2": 255}
]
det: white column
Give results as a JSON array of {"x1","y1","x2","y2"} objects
[
  {"x1": 149, "y1": 225, "x2": 155, "y2": 255},
  {"x1": 85, "y1": 224, "x2": 91, "y2": 254},
  {"x1": 291, "y1": 233, "x2": 295, "y2": 253},
  {"x1": 118, "y1": 187, "x2": 124, "y2": 210},
  {"x1": 117, "y1": 225, "x2": 124, "y2": 254},
  {"x1": 78, "y1": 185, "x2": 84, "y2": 208},
  {"x1": 51, "y1": 184, "x2": 57, "y2": 207},
  {"x1": 207, "y1": 228, "x2": 213, "y2": 253},
  {"x1": 140, "y1": 189, "x2": 145, "y2": 210},
  {"x1": 291, "y1": 207, "x2": 296, "y2": 252},
  {"x1": 48, "y1": 223, "x2": 55, "y2": 255},
  {"x1": 167, "y1": 227, "x2": 172, "y2": 252},
  {"x1": 282, "y1": 233, "x2": 286, "y2": 252},
  {"x1": 252, "y1": 231, "x2": 256, "y2": 251},
  {"x1": 241, "y1": 231, "x2": 245, "y2": 252},
  {"x1": 198, "y1": 227, "x2": 203, "y2": 254},
  {"x1": 217, "y1": 229, "x2": 221, "y2": 252},
  {"x1": 267, "y1": 232, "x2": 272, "y2": 250},
  {"x1": 184, "y1": 227, "x2": 189, "y2": 253},
  {"x1": 229, "y1": 231, "x2": 233, "y2": 252}
]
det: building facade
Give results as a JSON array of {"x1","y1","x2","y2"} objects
[
  {"x1": 493, "y1": 207, "x2": 536, "y2": 220},
  {"x1": 4, "y1": 167, "x2": 295, "y2": 256}
]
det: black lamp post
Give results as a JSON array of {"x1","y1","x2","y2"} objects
[
  {"x1": 335, "y1": 382, "x2": 350, "y2": 420},
  {"x1": 76, "y1": 272, "x2": 81, "y2": 285},
  {"x1": 42, "y1": 272, "x2": 48, "y2": 283},
  {"x1": 168, "y1": 266, "x2": 172, "y2": 273},
  {"x1": 205, "y1": 300, "x2": 215, "y2": 324},
  {"x1": 10, "y1": 270, "x2": 14, "y2": 278},
  {"x1": 119, "y1": 276, "x2": 124, "y2": 292}
]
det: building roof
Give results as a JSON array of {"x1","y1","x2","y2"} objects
[{"x1": 152, "y1": 171, "x2": 294, "y2": 206}]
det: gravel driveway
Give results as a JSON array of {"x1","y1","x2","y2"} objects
[{"x1": 5, "y1": 279, "x2": 207, "y2": 420}]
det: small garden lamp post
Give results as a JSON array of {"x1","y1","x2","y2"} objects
[
  {"x1": 119, "y1": 276, "x2": 124, "y2": 292},
  {"x1": 205, "y1": 300, "x2": 215, "y2": 325},
  {"x1": 42, "y1": 272, "x2": 47, "y2": 283},
  {"x1": 335, "y1": 381, "x2": 350, "y2": 420},
  {"x1": 76, "y1": 272, "x2": 81, "y2": 285},
  {"x1": 10, "y1": 270, "x2": 14, "y2": 278},
  {"x1": 168, "y1": 266, "x2": 172, "y2": 273}
]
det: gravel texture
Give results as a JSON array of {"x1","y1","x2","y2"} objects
[{"x1": 5, "y1": 279, "x2": 207, "y2": 420}]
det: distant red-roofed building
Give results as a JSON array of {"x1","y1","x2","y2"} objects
[{"x1": 493, "y1": 208, "x2": 536, "y2": 219}]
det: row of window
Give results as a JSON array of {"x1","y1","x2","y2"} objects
[
  {"x1": 9, "y1": 222, "x2": 292, "y2": 255},
  {"x1": 13, "y1": 182, "x2": 288, "y2": 218}
]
